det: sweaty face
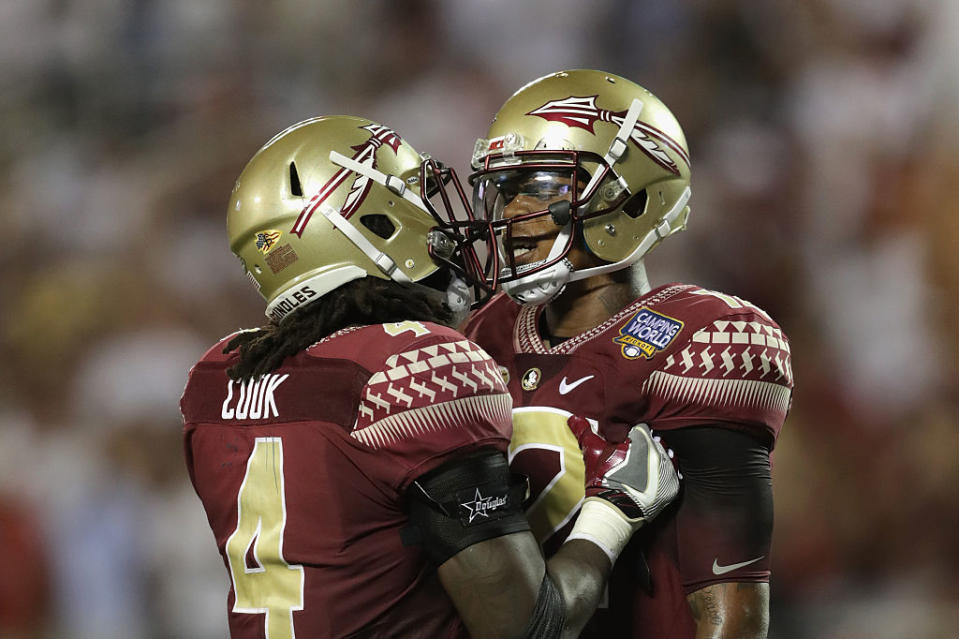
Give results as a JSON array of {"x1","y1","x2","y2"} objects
[
  {"x1": 501, "y1": 171, "x2": 574, "y2": 267},
  {"x1": 475, "y1": 169, "x2": 594, "y2": 275}
]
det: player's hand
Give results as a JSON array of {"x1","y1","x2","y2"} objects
[{"x1": 567, "y1": 416, "x2": 680, "y2": 528}]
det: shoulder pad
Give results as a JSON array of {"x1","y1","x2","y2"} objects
[
  {"x1": 350, "y1": 330, "x2": 511, "y2": 450},
  {"x1": 642, "y1": 286, "x2": 792, "y2": 444}
]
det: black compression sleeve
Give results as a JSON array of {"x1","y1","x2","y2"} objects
[
  {"x1": 661, "y1": 426, "x2": 774, "y2": 583},
  {"x1": 664, "y1": 426, "x2": 772, "y2": 480},
  {"x1": 403, "y1": 449, "x2": 530, "y2": 565}
]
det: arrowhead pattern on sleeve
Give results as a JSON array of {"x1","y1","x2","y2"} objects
[
  {"x1": 352, "y1": 339, "x2": 512, "y2": 450},
  {"x1": 643, "y1": 318, "x2": 793, "y2": 423}
]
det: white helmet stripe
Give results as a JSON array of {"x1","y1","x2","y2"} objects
[
  {"x1": 604, "y1": 97, "x2": 644, "y2": 165},
  {"x1": 577, "y1": 97, "x2": 644, "y2": 207},
  {"x1": 319, "y1": 203, "x2": 411, "y2": 283},
  {"x1": 329, "y1": 150, "x2": 429, "y2": 212},
  {"x1": 568, "y1": 185, "x2": 691, "y2": 282}
]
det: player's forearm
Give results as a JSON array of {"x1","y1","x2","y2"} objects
[
  {"x1": 687, "y1": 582, "x2": 770, "y2": 639},
  {"x1": 546, "y1": 539, "x2": 612, "y2": 638},
  {"x1": 439, "y1": 538, "x2": 542, "y2": 639},
  {"x1": 440, "y1": 533, "x2": 612, "y2": 639}
]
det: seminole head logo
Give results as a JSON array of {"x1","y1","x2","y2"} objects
[
  {"x1": 526, "y1": 95, "x2": 689, "y2": 175},
  {"x1": 291, "y1": 123, "x2": 403, "y2": 237}
]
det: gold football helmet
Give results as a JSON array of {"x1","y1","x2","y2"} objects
[
  {"x1": 471, "y1": 69, "x2": 692, "y2": 305},
  {"x1": 227, "y1": 116, "x2": 488, "y2": 321}
]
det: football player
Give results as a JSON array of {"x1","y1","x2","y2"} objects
[
  {"x1": 463, "y1": 70, "x2": 794, "y2": 638},
  {"x1": 180, "y1": 115, "x2": 680, "y2": 639}
]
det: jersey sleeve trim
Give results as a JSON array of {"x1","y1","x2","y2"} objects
[
  {"x1": 355, "y1": 338, "x2": 508, "y2": 427},
  {"x1": 351, "y1": 393, "x2": 513, "y2": 450},
  {"x1": 688, "y1": 318, "x2": 793, "y2": 385},
  {"x1": 643, "y1": 371, "x2": 792, "y2": 418}
]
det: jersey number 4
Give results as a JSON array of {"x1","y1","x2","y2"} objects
[{"x1": 225, "y1": 437, "x2": 304, "y2": 639}]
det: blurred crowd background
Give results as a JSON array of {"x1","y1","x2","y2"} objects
[{"x1": 1, "y1": 0, "x2": 958, "y2": 637}]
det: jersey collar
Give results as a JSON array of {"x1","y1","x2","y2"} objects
[{"x1": 513, "y1": 283, "x2": 690, "y2": 355}]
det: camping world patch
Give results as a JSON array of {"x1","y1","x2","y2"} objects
[{"x1": 614, "y1": 307, "x2": 684, "y2": 360}]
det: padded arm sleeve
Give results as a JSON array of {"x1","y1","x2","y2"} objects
[{"x1": 403, "y1": 449, "x2": 531, "y2": 565}]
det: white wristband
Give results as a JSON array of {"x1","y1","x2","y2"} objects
[{"x1": 564, "y1": 498, "x2": 636, "y2": 565}]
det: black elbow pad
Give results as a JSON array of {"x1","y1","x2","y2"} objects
[{"x1": 402, "y1": 449, "x2": 530, "y2": 565}]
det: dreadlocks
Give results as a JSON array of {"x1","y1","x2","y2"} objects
[{"x1": 225, "y1": 277, "x2": 454, "y2": 381}]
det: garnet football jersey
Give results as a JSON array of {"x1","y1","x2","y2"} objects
[
  {"x1": 181, "y1": 321, "x2": 512, "y2": 639},
  {"x1": 461, "y1": 283, "x2": 793, "y2": 637}
]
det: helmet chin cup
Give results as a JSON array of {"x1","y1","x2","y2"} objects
[{"x1": 501, "y1": 258, "x2": 572, "y2": 306}]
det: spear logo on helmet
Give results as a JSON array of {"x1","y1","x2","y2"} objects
[
  {"x1": 291, "y1": 123, "x2": 403, "y2": 237},
  {"x1": 526, "y1": 95, "x2": 689, "y2": 175}
]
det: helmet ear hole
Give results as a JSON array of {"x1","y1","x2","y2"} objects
[
  {"x1": 289, "y1": 162, "x2": 303, "y2": 196},
  {"x1": 360, "y1": 214, "x2": 396, "y2": 239},
  {"x1": 622, "y1": 189, "x2": 648, "y2": 219}
]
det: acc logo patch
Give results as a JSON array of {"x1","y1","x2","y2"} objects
[
  {"x1": 255, "y1": 230, "x2": 282, "y2": 254},
  {"x1": 521, "y1": 367, "x2": 541, "y2": 391},
  {"x1": 498, "y1": 365, "x2": 511, "y2": 385},
  {"x1": 614, "y1": 307, "x2": 684, "y2": 360}
]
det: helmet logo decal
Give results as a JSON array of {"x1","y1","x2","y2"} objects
[
  {"x1": 255, "y1": 230, "x2": 282, "y2": 253},
  {"x1": 291, "y1": 123, "x2": 403, "y2": 237},
  {"x1": 527, "y1": 95, "x2": 688, "y2": 175}
]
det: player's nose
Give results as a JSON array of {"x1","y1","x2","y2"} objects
[{"x1": 502, "y1": 194, "x2": 538, "y2": 220}]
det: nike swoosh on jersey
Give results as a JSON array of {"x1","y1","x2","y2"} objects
[
  {"x1": 558, "y1": 375, "x2": 595, "y2": 395},
  {"x1": 711, "y1": 556, "x2": 765, "y2": 576}
]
